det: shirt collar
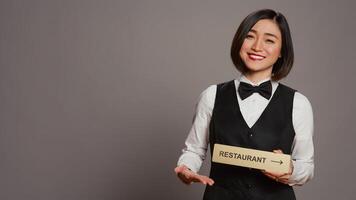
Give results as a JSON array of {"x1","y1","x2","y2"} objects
[{"x1": 240, "y1": 75, "x2": 272, "y2": 86}]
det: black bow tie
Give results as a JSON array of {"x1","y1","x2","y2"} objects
[{"x1": 238, "y1": 81, "x2": 272, "y2": 100}]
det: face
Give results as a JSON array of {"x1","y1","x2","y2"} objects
[{"x1": 239, "y1": 19, "x2": 282, "y2": 76}]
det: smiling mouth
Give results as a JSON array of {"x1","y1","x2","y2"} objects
[{"x1": 248, "y1": 53, "x2": 265, "y2": 61}]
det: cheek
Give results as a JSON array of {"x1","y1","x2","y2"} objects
[
  {"x1": 239, "y1": 42, "x2": 250, "y2": 55},
  {"x1": 241, "y1": 40, "x2": 252, "y2": 49},
  {"x1": 266, "y1": 46, "x2": 281, "y2": 57}
]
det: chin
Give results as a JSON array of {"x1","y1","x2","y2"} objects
[
  {"x1": 245, "y1": 64, "x2": 268, "y2": 71},
  {"x1": 245, "y1": 66, "x2": 273, "y2": 76}
]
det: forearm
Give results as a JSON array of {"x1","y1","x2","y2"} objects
[
  {"x1": 176, "y1": 85, "x2": 215, "y2": 173},
  {"x1": 289, "y1": 92, "x2": 315, "y2": 186}
]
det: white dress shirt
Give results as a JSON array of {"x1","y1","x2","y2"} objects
[{"x1": 177, "y1": 75, "x2": 314, "y2": 186}]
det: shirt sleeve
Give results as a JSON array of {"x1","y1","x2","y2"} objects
[
  {"x1": 177, "y1": 85, "x2": 216, "y2": 173},
  {"x1": 288, "y1": 92, "x2": 315, "y2": 186}
]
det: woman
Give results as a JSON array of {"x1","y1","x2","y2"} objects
[{"x1": 174, "y1": 9, "x2": 314, "y2": 200}]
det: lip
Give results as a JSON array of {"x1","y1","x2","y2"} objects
[{"x1": 247, "y1": 53, "x2": 265, "y2": 60}]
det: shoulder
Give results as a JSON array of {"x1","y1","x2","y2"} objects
[
  {"x1": 196, "y1": 80, "x2": 234, "y2": 111},
  {"x1": 291, "y1": 90, "x2": 314, "y2": 131},
  {"x1": 195, "y1": 84, "x2": 216, "y2": 113},
  {"x1": 292, "y1": 91, "x2": 314, "y2": 138},
  {"x1": 200, "y1": 79, "x2": 234, "y2": 98},
  {"x1": 199, "y1": 84, "x2": 216, "y2": 101},
  {"x1": 278, "y1": 83, "x2": 313, "y2": 113},
  {"x1": 278, "y1": 83, "x2": 297, "y2": 93},
  {"x1": 293, "y1": 91, "x2": 313, "y2": 112},
  {"x1": 216, "y1": 79, "x2": 235, "y2": 90}
]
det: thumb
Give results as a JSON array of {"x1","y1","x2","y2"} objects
[{"x1": 174, "y1": 165, "x2": 189, "y2": 174}]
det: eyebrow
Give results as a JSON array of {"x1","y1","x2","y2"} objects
[{"x1": 249, "y1": 29, "x2": 279, "y2": 39}]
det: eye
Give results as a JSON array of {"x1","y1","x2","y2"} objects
[
  {"x1": 245, "y1": 34, "x2": 254, "y2": 39},
  {"x1": 266, "y1": 39, "x2": 275, "y2": 44}
]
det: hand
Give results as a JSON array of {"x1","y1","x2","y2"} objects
[
  {"x1": 174, "y1": 165, "x2": 214, "y2": 186},
  {"x1": 261, "y1": 149, "x2": 293, "y2": 184}
]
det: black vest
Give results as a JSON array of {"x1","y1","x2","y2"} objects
[{"x1": 203, "y1": 80, "x2": 296, "y2": 200}]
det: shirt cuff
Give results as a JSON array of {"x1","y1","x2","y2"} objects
[
  {"x1": 177, "y1": 151, "x2": 204, "y2": 173},
  {"x1": 288, "y1": 160, "x2": 314, "y2": 186}
]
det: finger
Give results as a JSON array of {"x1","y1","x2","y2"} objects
[
  {"x1": 262, "y1": 171, "x2": 287, "y2": 182},
  {"x1": 176, "y1": 166, "x2": 195, "y2": 180},
  {"x1": 261, "y1": 171, "x2": 276, "y2": 179},
  {"x1": 274, "y1": 173, "x2": 290, "y2": 183},
  {"x1": 200, "y1": 176, "x2": 215, "y2": 186},
  {"x1": 175, "y1": 166, "x2": 215, "y2": 186},
  {"x1": 276, "y1": 177, "x2": 289, "y2": 184},
  {"x1": 262, "y1": 171, "x2": 290, "y2": 184},
  {"x1": 276, "y1": 175, "x2": 291, "y2": 184},
  {"x1": 278, "y1": 173, "x2": 291, "y2": 179},
  {"x1": 273, "y1": 149, "x2": 283, "y2": 154},
  {"x1": 192, "y1": 174, "x2": 208, "y2": 184},
  {"x1": 175, "y1": 166, "x2": 196, "y2": 185},
  {"x1": 281, "y1": 179, "x2": 290, "y2": 184},
  {"x1": 192, "y1": 174, "x2": 215, "y2": 186},
  {"x1": 192, "y1": 176, "x2": 206, "y2": 184},
  {"x1": 264, "y1": 173, "x2": 276, "y2": 180},
  {"x1": 174, "y1": 165, "x2": 190, "y2": 174},
  {"x1": 264, "y1": 173, "x2": 282, "y2": 182},
  {"x1": 277, "y1": 178, "x2": 289, "y2": 183},
  {"x1": 177, "y1": 173, "x2": 191, "y2": 184},
  {"x1": 262, "y1": 168, "x2": 289, "y2": 177},
  {"x1": 263, "y1": 171, "x2": 285, "y2": 177},
  {"x1": 174, "y1": 166, "x2": 184, "y2": 174}
]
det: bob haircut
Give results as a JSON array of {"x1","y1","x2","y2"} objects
[{"x1": 230, "y1": 9, "x2": 294, "y2": 81}]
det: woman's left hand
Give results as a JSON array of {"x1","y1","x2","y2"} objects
[{"x1": 261, "y1": 149, "x2": 293, "y2": 184}]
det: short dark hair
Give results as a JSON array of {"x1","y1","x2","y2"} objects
[{"x1": 230, "y1": 9, "x2": 294, "y2": 81}]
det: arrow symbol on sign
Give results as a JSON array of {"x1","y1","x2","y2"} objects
[{"x1": 271, "y1": 160, "x2": 283, "y2": 165}]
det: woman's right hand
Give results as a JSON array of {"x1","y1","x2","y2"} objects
[{"x1": 174, "y1": 165, "x2": 214, "y2": 186}]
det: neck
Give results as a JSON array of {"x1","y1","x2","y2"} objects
[{"x1": 244, "y1": 70, "x2": 272, "y2": 84}]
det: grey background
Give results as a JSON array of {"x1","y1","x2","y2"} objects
[{"x1": 0, "y1": 0, "x2": 355, "y2": 199}]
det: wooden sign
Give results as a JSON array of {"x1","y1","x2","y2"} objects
[{"x1": 212, "y1": 143, "x2": 291, "y2": 173}]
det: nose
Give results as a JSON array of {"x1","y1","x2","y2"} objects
[{"x1": 251, "y1": 38, "x2": 263, "y2": 52}]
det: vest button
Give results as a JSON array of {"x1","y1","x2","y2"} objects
[{"x1": 246, "y1": 183, "x2": 253, "y2": 189}]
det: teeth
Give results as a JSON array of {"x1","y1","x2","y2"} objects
[{"x1": 249, "y1": 54, "x2": 264, "y2": 60}]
